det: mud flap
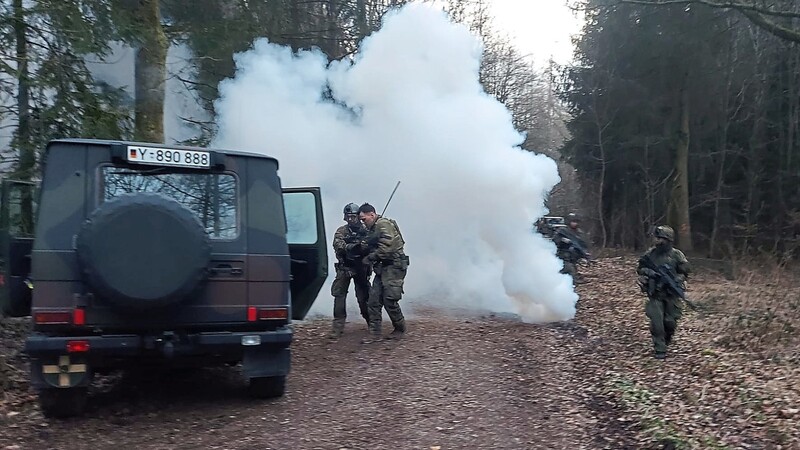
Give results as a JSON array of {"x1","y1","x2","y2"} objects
[
  {"x1": 242, "y1": 347, "x2": 290, "y2": 378},
  {"x1": 30, "y1": 355, "x2": 91, "y2": 389}
]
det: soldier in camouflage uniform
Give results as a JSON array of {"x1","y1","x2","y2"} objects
[
  {"x1": 553, "y1": 213, "x2": 589, "y2": 283},
  {"x1": 329, "y1": 203, "x2": 371, "y2": 338},
  {"x1": 636, "y1": 225, "x2": 691, "y2": 359},
  {"x1": 357, "y1": 203, "x2": 409, "y2": 339}
]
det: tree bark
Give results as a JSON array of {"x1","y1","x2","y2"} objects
[
  {"x1": 13, "y1": 0, "x2": 34, "y2": 179},
  {"x1": 133, "y1": 0, "x2": 167, "y2": 143},
  {"x1": 668, "y1": 83, "x2": 693, "y2": 251}
]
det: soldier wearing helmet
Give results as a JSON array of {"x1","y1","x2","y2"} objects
[
  {"x1": 553, "y1": 212, "x2": 590, "y2": 284},
  {"x1": 328, "y1": 203, "x2": 371, "y2": 338},
  {"x1": 636, "y1": 225, "x2": 692, "y2": 359},
  {"x1": 567, "y1": 213, "x2": 580, "y2": 231}
]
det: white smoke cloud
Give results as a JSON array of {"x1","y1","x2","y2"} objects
[{"x1": 213, "y1": 3, "x2": 577, "y2": 322}]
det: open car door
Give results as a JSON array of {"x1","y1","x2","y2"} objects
[
  {"x1": 0, "y1": 179, "x2": 38, "y2": 317},
  {"x1": 282, "y1": 188, "x2": 328, "y2": 320}
]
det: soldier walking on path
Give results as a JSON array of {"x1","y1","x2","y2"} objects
[
  {"x1": 329, "y1": 203, "x2": 371, "y2": 338},
  {"x1": 357, "y1": 203, "x2": 409, "y2": 340},
  {"x1": 553, "y1": 213, "x2": 590, "y2": 284},
  {"x1": 636, "y1": 225, "x2": 692, "y2": 359}
]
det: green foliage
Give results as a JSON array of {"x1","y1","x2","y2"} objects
[{"x1": 0, "y1": 0, "x2": 132, "y2": 178}]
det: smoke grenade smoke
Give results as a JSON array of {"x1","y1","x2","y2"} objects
[{"x1": 213, "y1": 3, "x2": 578, "y2": 322}]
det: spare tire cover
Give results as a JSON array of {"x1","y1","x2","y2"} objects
[{"x1": 76, "y1": 193, "x2": 211, "y2": 310}]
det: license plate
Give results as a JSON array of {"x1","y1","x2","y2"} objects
[{"x1": 126, "y1": 146, "x2": 211, "y2": 169}]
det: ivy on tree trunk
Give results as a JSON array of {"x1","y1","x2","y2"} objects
[{"x1": 132, "y1": 0, "x2": 167, "y2": 143}]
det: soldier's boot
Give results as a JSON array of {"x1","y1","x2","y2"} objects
[
  {"x1": 367, "y1": 320, "x2": 381, "y2": 336},
  {"x1": 328, "y1": 318, "x2": 345, "y2": 339},
  {"x1": 654, "y1": 352, "x2": 667, "y2": 360},
  {"x1": 361, "y1": 322, "x2": 383, "y2": 344},
  {"x1": 386, "y1": 319, "x2": 406, "y2": 340}
]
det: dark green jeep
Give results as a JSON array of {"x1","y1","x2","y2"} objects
[{"x1": 0, "y1": 139, "x2": 328, "y2": 418}]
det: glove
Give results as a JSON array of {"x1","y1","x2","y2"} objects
[
  {"x1": 640, "y1": 268, "x2": 655, "y2": 277},
  {"x1": 345, "y1": 242, "x2": 359, "y2": 252},
  {"x1": 362, "y1": 254, "x2": 375, "y2": 265}
]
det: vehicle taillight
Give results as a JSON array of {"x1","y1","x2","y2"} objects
[
  {"x1": 67, "y1": 340, "x2": 90, "y2": 353},
  {"x1": 257, "y1": 308, "x2": 288, "y2": 320},
  {"x1": 34, "y1": 312, "x2": 72, "y2": 325},
  {"x1": 247, "y1": 306, "x2": 257, "y2": 322},
  {"x1": 73, "y1": 308, "x2": 85, "y2": 326}
]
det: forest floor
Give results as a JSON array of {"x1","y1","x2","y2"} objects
[{"x1": 0, "y1": 255, "x2": 798, "y2": 449}]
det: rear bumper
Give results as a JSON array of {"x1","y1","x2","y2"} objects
[
  {"x1": 24, "y1": 327, "x2": 293, "y2": 357},
  {"x1": 25, "y1": 328, "x2": 293, "y2": 389}
]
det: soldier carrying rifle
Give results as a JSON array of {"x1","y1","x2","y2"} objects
[
  {"x1": 553, "y1": 213, "x2": 591, "y2": 284},
  {"x1": 329, "y1": 203, "x2": 372, "y2": 338},
  {"x1": 636, "y1": 225, "x2": 693, "y2": 360}
]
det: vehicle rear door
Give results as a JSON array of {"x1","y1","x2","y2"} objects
[
  {"x1": 0, "y1": 180, "x2": 38, "y2": 317},
  {"x1": 282, "y1": 188, "x2": 327, "y2": 320}
]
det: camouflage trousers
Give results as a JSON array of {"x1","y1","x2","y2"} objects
[
  {"x1": 367, "y1": 258, "x2": 408, "y2": 334},
  {"x1": 331, "y1": 263, "x2": 370, "y2": 331},
  {"x1": 558, "y1": 249, "x2": 576, "y2": 272},
  {"x1": 645, "y1": 296, "x2": 682, "y2": 354}
]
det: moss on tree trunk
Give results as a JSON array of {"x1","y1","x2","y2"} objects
[{"x1": 133, "y1": 0, "x2": 167, "y2": 143}]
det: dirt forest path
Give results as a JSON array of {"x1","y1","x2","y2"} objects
[
  {"x1": 0, "y1": 313, "x2": 636, "y2": 450},
  {"x1": 2, "y1": 256, "x2": 799, "y2": 449}
]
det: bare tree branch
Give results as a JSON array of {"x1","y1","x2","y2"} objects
[{"x1": 613, "y1": 0, "x2": 800, "y2": 42}]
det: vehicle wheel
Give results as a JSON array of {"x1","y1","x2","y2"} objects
[
  {"x1": 248, "y1": 375, "x2": 286, "y2": 399},
  {"x1": 76, "y1": 193, "x2": 211, "y2": 311},
  {"x1": 38, "y1": 387, "x2": 88, "y2": 418}
]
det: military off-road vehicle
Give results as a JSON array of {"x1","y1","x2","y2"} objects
[
  {"x1": 534, "y1": 216, "x2": 566, "y2": 237},
  {"x1": 0, "y1": 138, "x2": 328, "y2": 418}
]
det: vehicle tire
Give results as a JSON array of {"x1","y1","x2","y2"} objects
[
  {"x1": 38, "y1": 387, "x2": 88, "y2": 418},
  {"x1": 248, "y1": 375, "x2": 286, "y2": 399},
  {"x1": 76, "y1": 193, "x2": 211, "y2": 311}
]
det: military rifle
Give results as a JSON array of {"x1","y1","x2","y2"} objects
[
  {"x1": 554, "y1": 228, "x2": 594, "y2": 264},
  {"x1": 640, "y1": 254, "x2": 698, "y2": 310},
  {"x1": 343, "y1": 227, "x2": 368, "y2": 263},
  {"x1": 568, "y1": 239, "x2": 594, "y2": 265},
  {"x1": 380, "y1": 181, "x2": 401, "y2": 217}
]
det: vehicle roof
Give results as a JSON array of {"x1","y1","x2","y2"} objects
[{"x1": 48, "y1": 138, "x2": 279, "y2": 164}]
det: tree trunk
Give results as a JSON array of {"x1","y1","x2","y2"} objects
[
  {"x1": 13, "y1": 0, "x2": 34, "y2": 179},
  {"x1": 13, "y1": 0, "x2": 35, "y2": 234},
  {"x1": 133, "y1": 0, "x2": 167, "y2": 143},
  {"x1": 356, "y1": 0, "x2": 368, "y2": 38},
  {"x1": 668, "y1": 83, "x2": 693, "y2": 251}
]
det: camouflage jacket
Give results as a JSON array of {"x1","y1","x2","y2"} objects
[
  {"x1": 333, "y1": 224, "x2": 368, "y2": 267},
  {"x1": 636, "y1": 246, "x2": 691, "y2": 295},
  {"x1": 553, "y1": 228, "x2": 588, "y2": 261},
  {"x1": 363, "y1": 217, "x2": 405, "y2": 264}
]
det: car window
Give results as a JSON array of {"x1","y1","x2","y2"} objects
[
  {"x1": 1, "y1": 181, "x2": 38, "y2": 237},
  {"x1": 283, "y1": 191, "x2": 318, "y2": 245},
  {"x1": 100, "y1": 167, "x2": 239, "y2": 240}
]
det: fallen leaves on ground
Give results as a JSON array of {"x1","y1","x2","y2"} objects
[{"x1": 0, "y1": 255, "x2": 797, "y2": 449}]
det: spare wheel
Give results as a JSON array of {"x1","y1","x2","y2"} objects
[{"x1": 76, "y1": 193, "x2": 211, "y2": 310}]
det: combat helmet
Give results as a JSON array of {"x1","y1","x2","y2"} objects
[
  {"x1": 653, "y1": 225, "x2": 674, "y2": 242},
  {"x1": 343, "y1": 202, "x2": 360, "y2": 217},
  {"x1": 567, "y1": 212, "x2": 580, "y2": 229}
]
